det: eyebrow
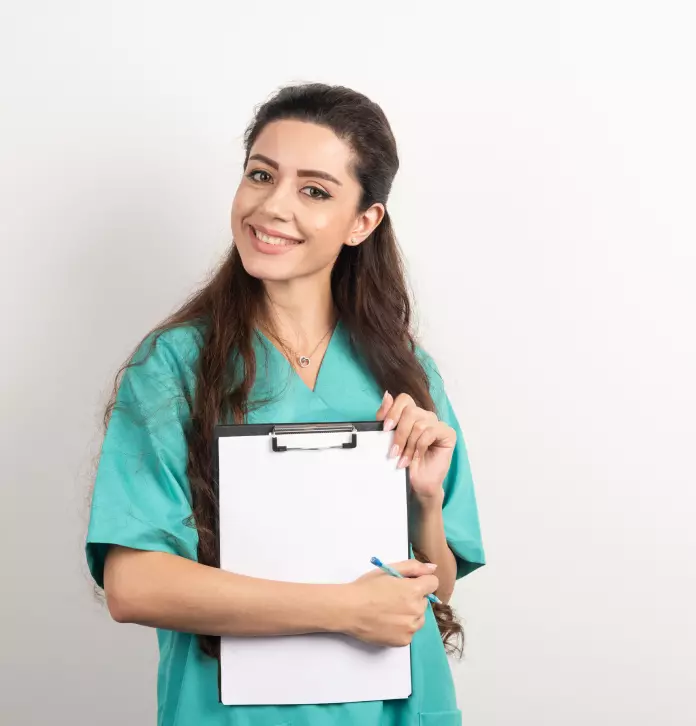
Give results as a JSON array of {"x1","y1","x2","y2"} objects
[{"x1": 248, "y1": 153, "x2": 343, "y2": 186}]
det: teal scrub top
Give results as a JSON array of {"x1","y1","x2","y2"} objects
[{"x1": 86, "y1": 321, "x2": 485, "y2": 726}]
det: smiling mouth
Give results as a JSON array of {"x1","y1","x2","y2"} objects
[{"x1": 251, "y1": 226, "x2": 304, "y2": 246}]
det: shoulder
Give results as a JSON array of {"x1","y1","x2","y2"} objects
[
  {"x1": 414, "y1": 344, "x2": 445, "y2": 393},
  {"x1": 130, "y1": 323, "x2": 205, "y2": 371},
  {"x1": 127, "y1": 324, "x2": 205, "y2": 385},
  {"x1": 116, "y1": 323, "x2": 205, "y2": 413},
  {"x1": 414, "y1": 344, "x2": 449, "y2": 415}
]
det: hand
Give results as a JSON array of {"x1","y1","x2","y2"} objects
[
  {"x1": 376, "y1": 391, "x2": 457, "y2": 504},
  {"x1": 344, "y1": 560, "x2": 439, "y2": 647}
]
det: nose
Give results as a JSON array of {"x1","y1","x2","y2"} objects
[{"x1": 257, "y1": 178, "x2": 294, "y2": 222}]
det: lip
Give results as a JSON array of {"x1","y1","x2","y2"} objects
[{"x1": 248, "y1": 224, "x2": 304, "y2": 256}]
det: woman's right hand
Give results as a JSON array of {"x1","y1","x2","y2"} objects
[{"x1": 343, "y1": 560, "x2": 439, "y2": 647}]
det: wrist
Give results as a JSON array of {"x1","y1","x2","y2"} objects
[
  {"x1": 317, "y1": 583, "x2": 358, "y2": 635},
  {"x1": 412, "y1": 487, "x2": 445, "y2": 516},
  {"x1": 410, "y1": 491, "x2": 446, "y2": 551}
]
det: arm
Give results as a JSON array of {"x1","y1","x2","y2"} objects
[
  {"x1": 410, "y1": 494, "x2": 458, "y2": 604},
  {"x1": 376, "y1": 388, "x2": 466, "y2": 604},
  {"x1": 104, "y1": 545, "x2": 349, "y2": 636},
  {"x1": 103, "y1": 546, "x2": 439, "y2": 647}
]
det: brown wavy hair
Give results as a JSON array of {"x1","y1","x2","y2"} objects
[{"x1": 101, "y1": 83, "x2": 464, "y2": 659}]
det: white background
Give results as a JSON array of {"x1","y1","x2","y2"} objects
[{"x1": 2, "y1": 1, "x2": 695, "y2": 724}]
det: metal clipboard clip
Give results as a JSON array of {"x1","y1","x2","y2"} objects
[{"x1": 270, "y1": 423, "x2": 358, "y2": 453}]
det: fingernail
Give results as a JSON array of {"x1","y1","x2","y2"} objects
[
  {"x1": 383, "y1": 419, "x2": 395, "y2": 432},
  {"x1": 390, "y1": 444, "x2": 400, "y2": 459},
  {"x1": 397, "y1": 456, "x2": 409, "y2": 469},
  {"x1": 413, "y1": 449, "x2": 420, "y2": 460},
  {"x1": 426, "y1": 563, "x2": 438, "y2": 570},
  {"x1": 382, "y1": 390, "x2": 390, "y2": 404}
]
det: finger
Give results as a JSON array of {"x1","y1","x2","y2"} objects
[
  {"x1": 390, "y1": 404, "x2": 421, "y2": 460},
  {"x1": 382, "y1": 393, "x2": 415, "y2": 433},
  {"x1": 413, "y1": 421, "x2": 457, "y2": 460},
  {"x1": 375, "y1": 390, "x2": 393, "y2": 421},
  {"x1": 412, "y1": 574, "x2": 439, "y2": 599},
  {"x1": 431, "y1": 422, "x2": 457, "y2": 450},
  {"x1": 411, "y1": 426, "x2": 437, "y2": 464},
  {"x1": 411, "y1": 420, "x2": 448, "y2": 463},
  {"x1": 389, "y1": 559, "x2": 438, "y2": 578},
  {"x1": 413, "y1": 573, "x2": 440, "y2": 598},
  {"x1": 398, "y1": 413, "x2": 438, "y2": 469}
]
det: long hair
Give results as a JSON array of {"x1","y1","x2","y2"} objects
[{"x1": 100, "y1": 83, "x2": 464, "y2": 658}]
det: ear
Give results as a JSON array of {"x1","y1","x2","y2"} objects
[{"x1": 347, "y1": 203, "x2": 385, "y2": 246}]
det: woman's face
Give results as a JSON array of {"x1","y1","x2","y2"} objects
[{"x1": 231, "y1": 119, "x2": 381, "y2": 283}]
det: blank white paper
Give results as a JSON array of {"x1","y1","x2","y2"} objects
[{"x1": 218, "y1": 429, "x2": 411, "y2": 706}]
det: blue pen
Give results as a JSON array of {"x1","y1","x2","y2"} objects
[{"x1": 370, "y1": 556, "x2": 442, "y2": 605}]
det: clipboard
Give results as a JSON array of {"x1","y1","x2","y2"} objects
[{"x1": 213, "y1": 421, "x2": 412, "y2": 706}]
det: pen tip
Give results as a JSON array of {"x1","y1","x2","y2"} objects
[{"x1": 370, "y1": 556, "x2": 381, "y2": 566}]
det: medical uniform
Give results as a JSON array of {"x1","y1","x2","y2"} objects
[{"x1": 86, "y1": 321, "x2": 485, "y2": 726}]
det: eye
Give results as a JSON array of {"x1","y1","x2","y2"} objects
[
  {"x1": 301, "y1": 185, "x2": 331, "y2": 200},
  {"x1": 246, "y1": 169, "x2": 273, "y2": 183}
]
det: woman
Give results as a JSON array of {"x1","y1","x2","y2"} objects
[{"x1": 86, "y1": 83, "x2": 485, "y2": 726}]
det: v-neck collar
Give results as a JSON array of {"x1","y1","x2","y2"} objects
[
  {"x1": 247, "y1": 320, "x2": 384, "y2": 424},
  {"x1": 254, "y1": 319, "x2": 343, "y2": 395}
]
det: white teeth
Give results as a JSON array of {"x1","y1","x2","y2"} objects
[{"x1": 254, "y1": 229, "x2": 301, "y2": 246}]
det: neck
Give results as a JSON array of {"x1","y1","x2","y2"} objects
[{"x1": 260, "y1": 274, "x2": 336, "y2": 351}]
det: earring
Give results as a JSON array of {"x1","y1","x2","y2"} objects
[{"x1": 350, "y1": 237, "x2": 357, "y2": 245}]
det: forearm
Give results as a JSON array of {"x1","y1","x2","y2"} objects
[
  {"x1": 410, "y1": 496, "x2": 457, "y2": 603},
  {"x1": 104, "y1": 545, "x2": 349, "y2": 636}
]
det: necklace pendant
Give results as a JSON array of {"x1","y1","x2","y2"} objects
[{"x1": 298, "y1": 355, "x2": 311, "y2": 368}]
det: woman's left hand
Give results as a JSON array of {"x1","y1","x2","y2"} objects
[{"x1": 376, "y1": 392, "x2": 457, "y2": 504}]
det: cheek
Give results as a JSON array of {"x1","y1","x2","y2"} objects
[
  {"x1": 231, "y1": 188, "x2": 252, "y2": 231},
  {"x1": 307, "y1": 209, "x2": 350, "y2": 248},
  {"x1": 309, "y1": 210, "x2": 331, "y2": 232}
]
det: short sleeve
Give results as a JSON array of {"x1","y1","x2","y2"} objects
[
  {"x1": 85, "y1": 327, "x2": 202, "y2": 588},
  {"x1": 419, "y1": 350, "x2": 486, "y2": 579}
]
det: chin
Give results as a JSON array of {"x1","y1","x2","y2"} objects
[{"x1": 237, "y1": 247, "x2": 298, "y2": 283}]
